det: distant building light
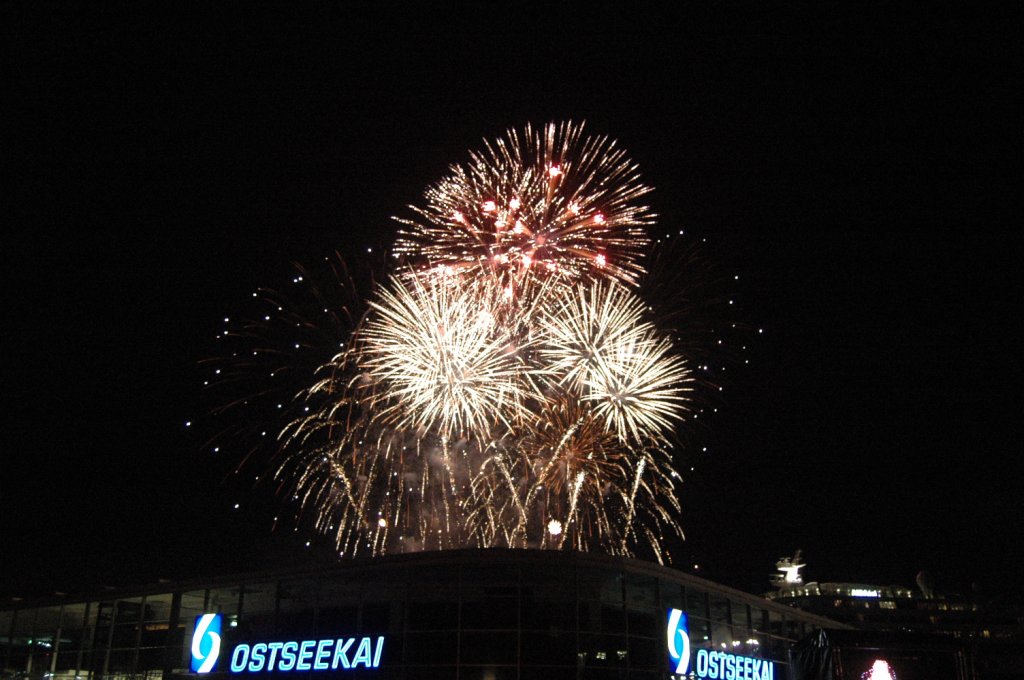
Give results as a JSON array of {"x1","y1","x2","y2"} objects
[{"x1": 850, "y1": 588, "x2": 880, "y2": 598}]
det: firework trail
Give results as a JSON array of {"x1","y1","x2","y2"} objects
[{"x1": 207, "y1": 122, "x2": 733, "y2": 563}]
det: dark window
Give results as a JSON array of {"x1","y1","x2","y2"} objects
[
  {"x1": 522, "y1": 629, "x2": 577, "y2": 665},
  {"x1": 459, "y1": 666, "x2": 518, "y2": 680},
  {"x1": 520, "y1": 666, "x2": 580, "y2": 680},
  {"x1": 630, "y1": 671, "x2": 661, "y2": 680},
  {"x1": 318, "y1": 605, "x2": 359, "y2": 632},
  {"x1": 660, "y1": 582, "x2": 685, "y2": 609},
  {"x1": 628, "y1": 636, "x2": 658, "y2": 668},
  {"x1": 686, "y1": 588, "x2": 709, "y2": 619},
  {"x1": 404, "y1": 631, "x2": 457, "y2": 665},
  {"x1": 460, "y1": 630, "x2": 517, "y2": 664},
  {"x1": 407, "y1": 600, "x2": 458, "y2": 631},
  {"x1": 107, "y1": 648, "x2": 134, "y2": 672},
  {"x1": 404, "y1": 664, "x2": 457, "y2": 679},
  {"x1": 625, "y1": 574, "x2": 658, "y2": 611},
  {"x1": 362, "y1": 602, "x2": 399, "y2": 633},
  {"x1": 580, "y1": 667, "x2": 628, "y2": 679},
  {"x1": 54, "y1": 651, "x2": 79, "y2": 671},
  {"x1": 521, "y1": 597, "x2": 575, "y2": 632},
  {"x1": 578, "y1": 569, "x2": 624, "y2": 604},
  {"x1": 461, "y1": 596, "x2": 518, "y2": 630},
  {"x1": 627, "y1": 610, "x2": 657, "y2": 638},
  {"x1": 136, "y1": 646, "x2": 164, "y2": 671},
  {"x1": 579, "y1": 601, "x2": 626, "y2": 634}
]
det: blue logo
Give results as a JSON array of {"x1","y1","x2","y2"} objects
[
  {"x1": 667, "y1": 608, "x2": 690, "y2": 674},
  {"x1": 192, "y1": 614, "x2": 222, "y2": 673}
]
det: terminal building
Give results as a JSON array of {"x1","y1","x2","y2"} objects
[{"x1": 2, "y1": 549, "x2": 847, "y2": 680}]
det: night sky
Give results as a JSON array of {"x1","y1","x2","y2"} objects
[{"x1": 3, "y1": 6, "x2": 1020, "y2": 602}]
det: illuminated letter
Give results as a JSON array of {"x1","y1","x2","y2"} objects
[
  {"x1": 297, "y1": 640, "x2": 315, "y2": 671},
  {"x1": 265, "y1": 642, "x2": 284, "y2": 671},
  {"x1": 249, "y1": 643, "x2": 267, "y2": 672},
  {"x1": 230, "y1": 645, "x2": 249, "y2": 673},
  {"x1": 372, "y1": 637, "x2": 384, "y2": 668},
  {"x1": 314, "y1": 639, "x2": 332, "y2": 670},
  {"x1": 352, "y1": 638, "x2": 372, "y2": 668},
  {"x1": 709, "y1": 650, "x2": 720, "y2": 679},
  {"x1": 697, "y1": 649, "x2": 709, "y2": 677},
  {"x1": 725, "y1": 653, "x2": 734, "y2": 680},
  {"x1": 331, "y1": 638, "x2": 354, "y2": 670},
  {"x1": 278, "y1": 641, "x2": 298, "y2": 671}
]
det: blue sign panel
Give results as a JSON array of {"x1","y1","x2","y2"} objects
[
  {"x1": 191, "y1": 614, "x2": 222, "y2": 673},
  {"x1": 667, "y1": 608, "x2": 691, "y2": 674}
]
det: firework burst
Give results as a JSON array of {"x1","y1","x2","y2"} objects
[
  {"x1": 537, "y1": 280, "x2": 692, "y2": 444},
  {"x1": 357, "y1": 273, "x2": 538, "y2": 437},
  {"x1": 206, "y1": 122, "x2": 735, "y2": 564},
  {"x1": 394, "y1": 121, "x2": 654, "y2": 287}
]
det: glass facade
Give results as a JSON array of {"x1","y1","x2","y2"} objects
[{"x1": 1, "y1": 550, "x2": 846, "y2": 680}]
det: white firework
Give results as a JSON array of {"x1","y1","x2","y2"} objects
[
  {"x1": 538, "y1": 281, "x2": 692, "y2": 443},
  {"x1": 357, "y1": 273, "x2": 538, "y2": 436}
]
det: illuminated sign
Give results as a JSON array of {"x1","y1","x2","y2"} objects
[
  {"x1": 191, "y1": 614, "x2": 222, "y2": 673},
  {"x1": 693, "y1": 650, "x2": 774, "y2": 680},
  {"x1": 229, "y1": 637, "x2": 384, "y2": 672},
  {"x1": 191, "y1": 613, "x2": 384, "y2": 674},
  {"x1": 667, "y1": 608, "x2": 775, "y2": 680},
  {"x1": 850, "y1": 588, "x2": 880, "y2": 598},
  {"x1": 667, "y1": 608, "x2": 690, "y2": 674}
]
